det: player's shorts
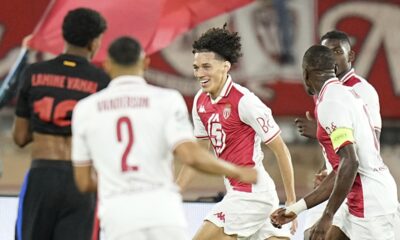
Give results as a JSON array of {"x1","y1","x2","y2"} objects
[
  {"x1": 15, "y1": 159, "x2": 96, "y2": 240},
  {"x1": 100, "y1": 188, "x2": 187, "y2": 240},
  {"x1": 204, "y1": 190, "x2": 291, "y2": 240},
  {"x1": 116, "y1": 226, "x2": 188, "y2": 240},
  {"x1": 333, "y1": 203, "x2": 397, "y2": 240},
  {"x1": 303, "y1": 200, "x2": 328, "y2": 231}
]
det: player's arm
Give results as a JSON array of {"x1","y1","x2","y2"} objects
[
  {"x1": 13, "y1": 66, "x2": 33, "y2": 148},
  {"x1": 265, "y1": 135, "x2": 296, "y2": 205},
  {"x1": 71, "y1": 100, "x2": 96, "y2": 192},
  {"x1": 174, "y1": 141, "x2": 257, "y2": 184},
  {"x1": 12, "y1": 116, "x2": 32, "y2": 147},
  {"x1": 322, "y1": 137, "x2": 359, "y2": 218},
  {"x1": 176, "y1": 139, "x2": 210, "y2": 191},
  {"x1": 238, "y1": 94, "x2": 296, "y2": 204},
  {"x1": 73, "y1": 164, "x2": 97, "y2": 192},
  {"x1": 294, "y1": 111, "x2": 317, "y2": 139}
]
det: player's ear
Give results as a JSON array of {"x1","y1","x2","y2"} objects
[
  {"x1": 348, "y1": 50, "x2": 355, "y2": 63},
  {"x1": 103, "y1": 56, "x2": 112, "y2": 75},
  {"x1": 224, "y1": 61, "x2": 231, "y2": 72},
  {"x1": 143, "y1": 56, "x2": 151, "y2": 70}
]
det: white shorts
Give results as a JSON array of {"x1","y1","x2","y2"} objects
[
  {"x1": 333, "y1": 204, "x2": 397, "y2": 240},
  {"x1": 116, "y1": 226, "x2": 188, "y2": 240},
  {"x1": 100, "y1": 189, "x2": 187, "y2": 240},
  {"x1": 204, "y1": 190, "x2": 291, "y2": 240},
  {"x1": 303, "y1": 200, "x2": 328, "y2": 231}
]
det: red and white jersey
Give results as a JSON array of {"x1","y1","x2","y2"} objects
[
  {"x1": 72, "y1": 76, "x2": 195, "y2": 200},
  {"x1": 316, "y1": 78, "x2": 397, "y2": 218},
  {"x1": 341, "y1": 68, "x2": 381, "y2": 131},
  {"x1": 316, "y1": 69, "x2": 381, "y2": 174},
  {"x1": 193, "y1": 76, "x2": 280, "y2": 193}
]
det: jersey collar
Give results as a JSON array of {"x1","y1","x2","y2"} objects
[
  {"x1": 339, "y1": 68, "x2": 355, "y2": 83},
  {"x1": 317, "y1": 77, "x2": 340, "y2": 103},
  {"x1": 109, "y1": 75, "x2": 147, "y2": 87},
  {"x1": 209, "y1": 75, "x2": 233, "y2": 104}
]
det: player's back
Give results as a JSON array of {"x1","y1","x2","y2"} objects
[
  {"x1": 16, "y1": 54, "x2": 110, "y2": 135},
  {"x1": 74, "y1": 76, "x2": 192, "y2": 199},
  {"x1": 317, "y1": 81, "x2": 397, "y2": 217}
]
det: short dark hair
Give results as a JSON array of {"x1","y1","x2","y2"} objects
[
  {"x1": 108, "y1": 36, "x2": 142, "y2": 66},
  {"x1": 320, "y1": 30, "x2": 351, "y2": 46},
  {"x1": 303, "y1": 45, "x2": 336, "y2": 71},
  {"x1": 62, "y1": 8, "x2": 107, "y2": 47},
  {"x1": 192, "y1": 25, "x2": 242, "y2": 64}
]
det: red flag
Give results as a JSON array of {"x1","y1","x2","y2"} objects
[{"x1": 28, "y1": 0, "x2": 253, "y2": 62}]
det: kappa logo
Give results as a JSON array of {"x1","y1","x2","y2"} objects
[
  {"x1": 199, "y1": 105, "x2": 206, "y2": 113},
  {"x1": 223, "y1": 104, "x2": 231, "y2": 119},
  {"x1": 214, "y1": 212, "x2": 225, "y2": 222}
]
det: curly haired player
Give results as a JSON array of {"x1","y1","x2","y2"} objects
[{"x1": 176, "y1": 25, "x2": 297, "y2": 240}]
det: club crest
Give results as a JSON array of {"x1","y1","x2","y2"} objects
[{"x1": 223, "y1": 104, "x2": 231, "y2": 119}]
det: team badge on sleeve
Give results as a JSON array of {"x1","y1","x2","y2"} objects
[{"x1": 223, "y1": 104, "x2": 231, "y2": 119}]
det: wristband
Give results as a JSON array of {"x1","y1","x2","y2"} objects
[{"x1": 285, "y1": 199, "x2": 307, "y2": 215}]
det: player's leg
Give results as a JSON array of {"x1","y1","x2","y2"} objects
[
  {"x1": 52, "y1": 163, "x2": 96, "y2": 240},
  {"x1": 193, "y1": 220, "x2": 237, "y2": 240},
  {"x1": 19, "y1": 162, "x2": 58, "y2": 240}
]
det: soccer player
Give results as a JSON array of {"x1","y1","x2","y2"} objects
[
  {"x1": 12, "y1": 8, "x2": 109, "y2": 240},
  {"x1": 271, "y1": 45, "x2": 398, "y2": 240},
  {"x1": 71, "y1": 36, "x2": 257, "y2": 240},
  {"x1": 176, "y1": 26, "x2": 296, "y2": 240},
  {"x1": 294, "y1": 30, "x2": 382, "y2": 239}
]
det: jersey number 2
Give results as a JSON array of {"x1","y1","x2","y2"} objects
[{"x1": 116, "y1": 116, "x2": 138, "y2": 172}]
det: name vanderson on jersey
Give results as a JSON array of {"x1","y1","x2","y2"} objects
[{"x1": 72, "y1": 76, "x2": 195, "y2": 199}]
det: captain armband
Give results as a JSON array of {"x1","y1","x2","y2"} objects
[{"x1": 330, "y1": 128, "x2": 355, "y2": 151}]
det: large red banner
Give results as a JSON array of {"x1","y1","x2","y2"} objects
[{"x1": 0, "y1": 0, "x2": 399, "y2": 118}]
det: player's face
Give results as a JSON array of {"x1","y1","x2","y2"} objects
[
  {"x1": 193, "y1": 52, "x2": 230, "y2": 98},
  {"x1": 321, "y1": 38, "x2": 354, "y2": 77}
]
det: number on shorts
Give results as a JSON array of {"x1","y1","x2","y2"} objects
[{"x1": 116, "y1": 116, "x2": 138, "y2": 172}]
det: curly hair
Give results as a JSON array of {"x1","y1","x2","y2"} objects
[
  {"x1": 192, "y1": 25, "x2": 242, "y2": 64},
  {"x1": 62, "y1": 8, "x2": 107, "y2": 47}
]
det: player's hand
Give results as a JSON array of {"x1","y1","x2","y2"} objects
[
  {"x1": 310, "y1": 215, "x2": 332, "y2": 240},
  {"x1": 237, "y1": 167, "x2": 257, "y2": 184},
  {"x1": 313, "y1": 169, "x2": 328, "y2": 188},
  {"x1": 294, "y1": 111, "x2": 317, "y2": 139},
  {"x1": 22, "y1": 34, "x2": 33, "y2": 48},
  {"x1": 270, "y1": 207, "x2": 297, "y2": 229}
]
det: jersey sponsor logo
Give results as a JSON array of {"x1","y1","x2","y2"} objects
[
  {"x1": 223, "y1": 104, "x2": 231, "y2": 119},
  {"x1": 256, "y1": 113, "x2": 274, "y2": 133},
  {"x1": 214, "y1": 212, "x2": 225, "y2": 223},
  {"x1": 207, "y1": 113, "x2": 226, "y2": 155}
]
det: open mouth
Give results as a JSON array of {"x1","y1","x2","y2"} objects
[{"x1": 200, "y1": 79, "x2": 210, "y2": 87}]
